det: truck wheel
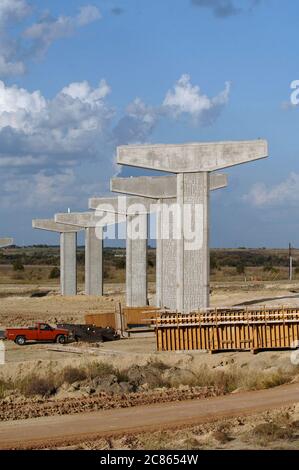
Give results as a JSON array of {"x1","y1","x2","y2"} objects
[
  {"x1": 15, "y1": 336, "x2": 26, "y2": 346},
  {"x1": 56, "y1": 335, "x2": 66, "y2": 344}
]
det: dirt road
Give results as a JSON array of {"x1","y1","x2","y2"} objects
[{"x1": 1, "y1": 383, "x2": 299, "y2": 449}]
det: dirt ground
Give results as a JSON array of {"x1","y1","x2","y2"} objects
[
  {"x1": 71, "y1": 404, "x2": 299, "y2": 451},
  {"x1": 2, "y1": 280, "x2": 299, "y2": 450}
]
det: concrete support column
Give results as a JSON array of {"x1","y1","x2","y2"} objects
[
  {"x1": 60, "y1": 232, "x2": 77, "y2": 296},
  {"x1": 85, "y1": 227, "x2": 103, "y2": 296},
  {"x1": 156, "y1": 199, "x2": 177, "y2": 310},
  {"x1": 177, "y1": 172, "x2": 210, "y2": 313},
  {"x1": 126, "y1": 213, "x2": 148, "y2": 307}
]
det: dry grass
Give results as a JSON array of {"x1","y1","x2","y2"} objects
[
  {"x1": 18, "y1": 373, "x2": 59, "y2": 398},
  {"x1": 61, "y1": 366, "x2": 88, "y2": 385},
  {"x1": 0, "y1": 360, "x2": 295, "y2": 400},
  {"x1": 178, "y1": 365, "x2": 293, "y2": 393},
  {"x1": 244, "y1": 413, "x2": 294, "y2": 447}
]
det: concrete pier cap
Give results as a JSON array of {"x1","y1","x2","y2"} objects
[
  {"x1": 117, "y1": 140, "x2": 268, "y2": 172},
  {"x1": 0, "y1": 238, "x2": 13, "y2": 248},
  {"x1": 88, "y1": 196, "x2": 157, "y2": 214},
  {"x1": 32, "y1": 219, "x2": 82, "y2": 233},
  {"x1": 54, "y1": 212, "x2": 124, "y2": 228},
  {"x1": 111, "y1": 173, "x2": 228, "y2": 198}
]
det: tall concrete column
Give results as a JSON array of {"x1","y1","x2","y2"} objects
[
  {"x1": 126, "y1": 213, "x2": 148, "y2": 306},
  {"x1": 111, "y1": 174, "x2": 227, "y2": 310},
  {"x1": 88, "y1": 197, "x2": 155, "y2": 307},
  {"x1": 85, "y1": 227, "x2": 103, "y2": 296},
  {"x1": 32, "y1": 220, "x2": 81, "y2": 297},
  {"x1": 117, "y1": 140, "x2": 269, "y2": 312},
  {"x1": 60, "y1": 232, "x2": 77, "y2": 296},
  {"x1": 157, "y1": 198, "x2": 177, "y2": 309},
  {"x1": 176, "y1": 172, "x2": 210, "y2": 312}
]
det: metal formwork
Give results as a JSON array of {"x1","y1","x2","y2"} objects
[{"x1": 152, "y1": 307, "x2": 299, "y2": 353}]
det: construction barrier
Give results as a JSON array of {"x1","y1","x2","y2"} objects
[
  {"x1": 85, "y1": 311, "x2": 116, "y2": 330},
  {"x1": 122, "y1": 307, "x2": 160, "y2": 329},
  {"x1": 85, "y1": 306, "x2": 160, "y2": 336},
  {"x1": 151, "y1": 307, "x2": 299, "y2": 353}
]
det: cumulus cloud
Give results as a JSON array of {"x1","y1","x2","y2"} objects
[
  {"x1": 0, "y1": 74, "x2": 230, "y2": 208},
  {"x1": 243, "y1": 173, "x2": 299, "y2": 207},
  {"x1": 191, "y1": 0, "x2": 262, "y2": 18},
  {"x1": 163, "y1": 74, "x2": 230, "y2": 125}
]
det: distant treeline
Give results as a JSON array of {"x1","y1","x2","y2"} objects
[
  {"x1": 210, "y1": 250, "x2": 295, "y2": 270},
  {"x1": 0, "y1": 247, "x2": 156, "y2": 270},
  {"x1": 0, "y1": 246, "x2": 294, "y2": 271}
]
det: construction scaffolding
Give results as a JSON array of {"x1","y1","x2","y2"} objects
[{"x1": 150, "y1": 307, "x2": 299, "y2": 353}]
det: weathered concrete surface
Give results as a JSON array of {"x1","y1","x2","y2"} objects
[
  {"x1": 110, "y1": 174, "x2": 228, "y2": 310},
  {"x1": 32, "y1": 220, "x2": 80, "y2": 233},
  {"x1": 110, "y1": 174, "x2": 227, "y2": 198},
  {"x1": 89, "y1": 197, "x2": 152, "y2": 307},
  {"x1": 126, "y1": 213, "x2": 148, "y2": 306},
  {"x1": 117, "y1": 140, "x2": 268, "y2": 173},
  {"x1": 54, "y1": 212, "x2": 122, "y2": 228},
  {"x1": 89, "y1": 196, "x2": 156, "y2": 214},
  {"x1": 0, "y1": 238, "x2": 13, "y2": 248},
  {"x1": 60, "y1": 232, "x2": 77, "y2": 296},
  {"x1": 85, "y1": 227, "x2": 103, "y2": 296},
  {"x1": 116, "y1": 140, "x2": 268, "y2": 312},
  {"x1": 176, "y1": 172, "x2": 209, "y2": 312}
]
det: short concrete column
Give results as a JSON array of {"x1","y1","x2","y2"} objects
[
  {"x1": 126, "y1": 213, "x2": 148, "y2": 307},
  {"x1": 85, "y1": 227, "x2": 103, "y2": 296},
  {"x1": 60, "y1": 232, "x2": 77, "y2": 296},
  {"x1": 177, "y1": 172, "x2": 210, "y2": 313}
]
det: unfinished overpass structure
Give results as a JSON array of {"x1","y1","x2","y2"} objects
[{"x1": 116, "y1": 140, "x2": 268, "y2": 312}]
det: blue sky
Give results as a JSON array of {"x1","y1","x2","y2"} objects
[{"x1": 0, "y1": 0, "x2": 299, "y2": 247}]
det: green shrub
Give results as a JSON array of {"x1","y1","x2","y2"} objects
[
  {"x1": 13, "y1": 259, "x2": 24, "y2": 271},
  {"x1": 49, "y1": 267, "x2": 60, "y2": 279}
]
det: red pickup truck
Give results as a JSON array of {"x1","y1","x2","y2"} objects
[{"x1": 5, "y1": 323, "x2": 70, "y2": 346}]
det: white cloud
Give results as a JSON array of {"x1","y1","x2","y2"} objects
[
  {"x1": 24, "y1": 5, "x2": 102, "y2": 58},
  {"x1": 0, "y1": 0, "x2": 30, "y2": 25},
  {"x1": 0, "y1": 3, "x2": 102, "y2": 78},
  {"x1": 163, "y1": 74, "x2": 230, "y2": 124},
  {"x1": 243, "y1": 173, "x2": 299, "y2": 207},
  {"x1": 76, "y1": 5, "x2": 102, "y2": 26},
  {"x1": 0, "y1": 74, "x2": 230, "y2": 208}
]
